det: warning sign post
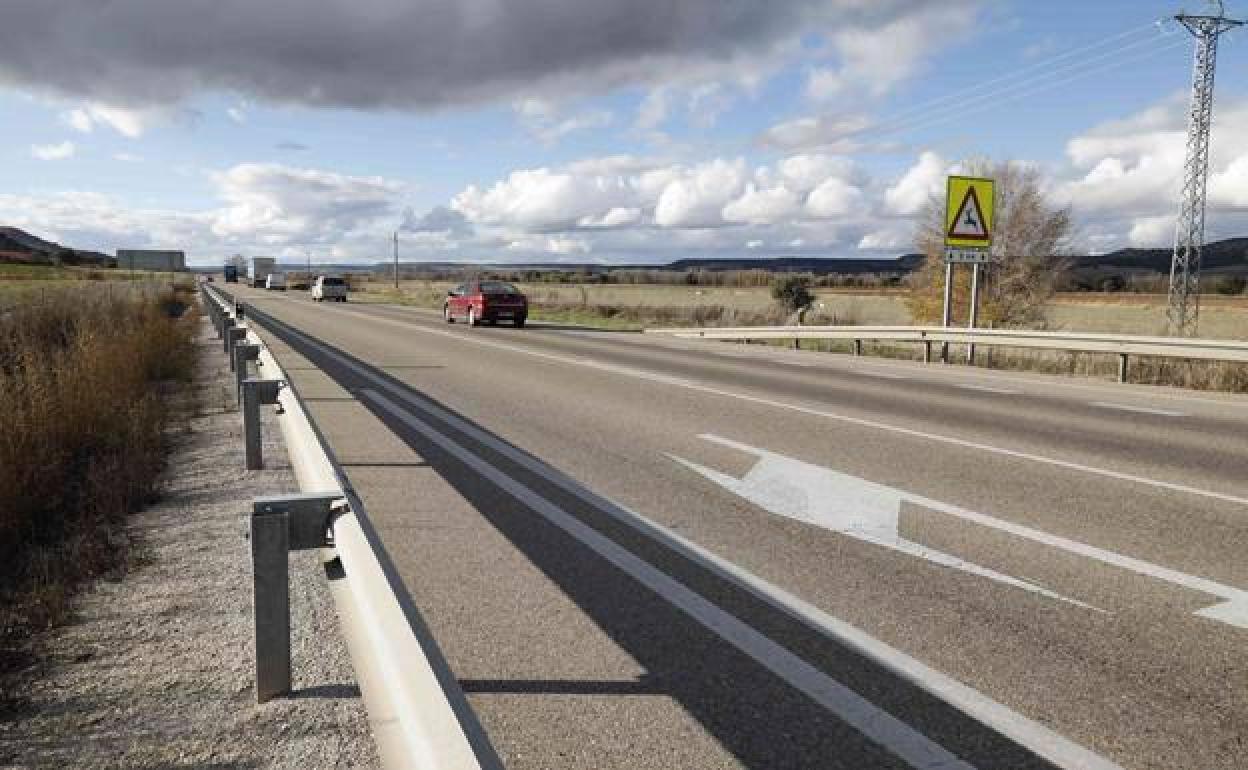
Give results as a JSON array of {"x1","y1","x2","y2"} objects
[{"x1": 940, "y1": 176, "x2": 995, "y2": 364}]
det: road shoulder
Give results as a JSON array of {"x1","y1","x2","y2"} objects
[{"x1": 0, "y1": 316, "x2": 378, "y2": 769}]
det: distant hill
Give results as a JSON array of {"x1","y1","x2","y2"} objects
[
  {"x1": 665, "y1": 254, "x2": 924, "y2": 273},
  {"x1": 1074, "y1": 238, "x2": 1248, "y2": 273},
  {"x1": 0, "y1": 226, "x2": 112, "y2": 266}
]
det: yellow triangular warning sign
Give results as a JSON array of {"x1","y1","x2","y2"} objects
[{"x1": 948, "y1": 187, "x2": 989, "y2": 241}]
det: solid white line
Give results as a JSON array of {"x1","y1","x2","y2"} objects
[
  {"x1": 260, "y1": 310, "x2": 1124, "y2": 769},
  {"x1": 361, "y1": 389, "x2": 973, "y2": 770},
  {"x1": 1090, "y1": 402, "x2": 1186, "y2": 418},
  {"x1": 857, "y1": 370, "x2": 909, "y2": 380},
  {"x1": 333, "y1": 307, "x2": 1248, "y2": 509},
  {"x1": 955, "y1": 384, "x2": 1023, "y2": 395}
]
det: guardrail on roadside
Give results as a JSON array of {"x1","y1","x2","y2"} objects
[
  {"x1": 644, "y1": 324, "x2": 1248, "y2": 383},
  {"x1": 199, "y1": 285, "x2": 499, "y2": 770}
]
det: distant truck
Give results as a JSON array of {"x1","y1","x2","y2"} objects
[
  {"x1": 223, "y1": 264, "x2": 239, "y2": 283},
  {"x1": 250, "y1": 257, "x2": 276, "y2": 288}
]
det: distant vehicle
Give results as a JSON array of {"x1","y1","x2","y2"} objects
[
  {"x1": 251, "y1": 257, "x2": 276, "y2": 288},
  {"x1": 223, "y1": 264, "x2": 238, "y2": 283},
  {"x1": 444, "y1": 280, "x2": 528, "y2": 327},
  {"x1": 312, "y1": 275, "x2": 348, "y2": 302},
  {"x1": 266, "y1": 272, "x2": 288, "y2": 291}
]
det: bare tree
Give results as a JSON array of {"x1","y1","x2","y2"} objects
[{"x1": 906, "y1": 159, "x2": 1072, "y2": 327}]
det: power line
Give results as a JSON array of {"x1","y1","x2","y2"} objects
[
  {"x1": 871, "y1": 38, "x2": 1189, "y2": 140},
  {"x1": 874, "y1": 22, "x2": 1165, "y2": 128}
]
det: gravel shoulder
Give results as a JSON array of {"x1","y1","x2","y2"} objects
[{"x1": 0, "y1": 315, "x2": 378, "y2": 769}]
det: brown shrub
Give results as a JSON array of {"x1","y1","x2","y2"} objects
[{"x1": 0, "y1": 286, "x2": 196, "y2": 645}]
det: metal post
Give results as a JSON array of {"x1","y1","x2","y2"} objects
[
  {"x1": 854, "y1": 339, "x2": 862, "y2": 356},
  {"x1": 243, "y1": 380, "x2": 263, "y2": 470},
  {"x1": 242, "y1": 379, "x2": 282, "y2": 469},
  {"x1": 234, "y1": 343, "x2": 260, "y2": 397},
  {"x1": 226, "y1": 327, "x2": 246, "y2": 370},
  {"x1": 1118, "y1": 353, "x2": 1130, "y2": 384},
  {"x1": 393, "y1": 231, "x2": 399, "y2": 290},
  {"x1": 940, "y1": 262, "x2": 954, "y2": 363},
  {"x1": 966, "y1": 263, "x2": 981, "y2": 364},
  {"x1": 251, "y1": 506, "x2": 290, "y2": 702},
  {"x1": 222, "y1": 317, "x2": 236, "y2": 354},
  {"x1": 923, "y1": 340, "x2": 932, "y2": 364},
  {"x1": 248, "y1": 494, "x2": 339, "y2": 704}
]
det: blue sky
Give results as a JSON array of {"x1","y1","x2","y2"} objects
[{"x1": 2, "y1": 0, "x2": 1247, "y2": 265}]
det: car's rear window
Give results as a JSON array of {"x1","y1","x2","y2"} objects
[
  {"x1": 323, "y1": 277, "x2": 345, "y2": 286},
  {"x1": 480, "y1": 281, "x2": 520, "y2": 294}
]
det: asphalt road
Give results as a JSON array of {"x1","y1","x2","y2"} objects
[{"x1": 226, "y1": 285, "x2": 1247, "y2": 770}]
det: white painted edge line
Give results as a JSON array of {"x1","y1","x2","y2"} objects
[
  {"x1": 955, "y1": 384, "x2": 1023, "y2": 395},
  {"x1": 1090, "y1": 402, "x2": 1186, "y2": 418},
  {"x1": 209, "y1": 290, "x2": 488, "y2": 770},
  {"x1": 361, "y1": 389, "x2": 973, "y2": 770},
  {"x1": 368, "y1": 393, "x2": 1125, "y2": 770},
  {"x1": 268, "y1": 313, "x2": 1122, "y2": 770},
  {"x1": 335, "y1": 307, "x2": 1248, "y2": 509}
]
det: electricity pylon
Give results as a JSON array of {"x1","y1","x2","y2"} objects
[{"x1": 1168, "y1": 2, "x2": 1243, "y2": 335}]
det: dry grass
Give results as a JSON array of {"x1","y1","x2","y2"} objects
[{"x1": 0, "y1": 285, "x2": 197, "y2": 658}]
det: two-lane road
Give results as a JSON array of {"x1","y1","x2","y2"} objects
[{"x1": 227, "y1": 285, "x2": 1247, "y2": 769}]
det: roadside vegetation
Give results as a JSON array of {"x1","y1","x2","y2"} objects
[{"x1": 0, "y1": 282, "x2": 197, "y2": 665}]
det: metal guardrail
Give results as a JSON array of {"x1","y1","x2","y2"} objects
[
  {"x1": 199, "y1": 285, "x2": 497, "y2": 770},
  {"x1": 645, "y1": 324, "x2": 1248, "y2": 382}
]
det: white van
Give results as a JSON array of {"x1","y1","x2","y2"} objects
[
  {"x1": 265, "y1": 272, "x2": 287, "y2": 291},
  {"x1": 312, "y1": 275, "x2": 348, "y2": 302}
]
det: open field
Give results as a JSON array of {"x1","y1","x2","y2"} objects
[
  {"x1": 350, "y1": 279, "x2": 1248, "y2": 338},
  {"x1": 343, "y1": 279, "x2": 1248, "y2": 391}
]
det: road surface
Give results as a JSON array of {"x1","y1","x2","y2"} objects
[{"x1": 226, "y1": 285, "x2": 1247, "y2": 769}]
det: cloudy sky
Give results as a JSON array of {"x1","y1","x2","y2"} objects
[{"x1": 2, "y1": 0, "x2": 1247, "y2": 266}]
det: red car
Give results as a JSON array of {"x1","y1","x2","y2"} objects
[{"x1": 444, "y1": 280, "x2": 528, "y2": 327}]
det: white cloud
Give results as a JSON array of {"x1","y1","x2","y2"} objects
[
  {"x1": 805, "y1": 176, "x2": 862, "y2": 218},
  {"x1": 759, "y1": 113, "x2": 871, "y2": 151},
  {"x1": 31, "y1": 141, "x2": 76, "y2": 160},
  {"x1": 64, "y1": 108, "x2": 93, "y2": 133},
  {"x1": 1128, "y1": 215, "x2": 1173, "y2": 247},
  {"x1": 807, "y1": 3, "x2": 978, "y2": 101},
  {"x1": 514, "y1": 100, "x2": 614, "y2": 145},
  {"x1": 654, "y1": 158, "x2": 748, "y2": 227},
  {"x1": 113, "y1": 152, "x2": 143, "y2": 163},
  {"x1": 722, "y1": 183, "x2": 800, "y2": 225},
  {"x1": 884, "y1": 151, "x2": 947, "y2": 215},
  {"x1": 453, "y1": 167, "x2": 636, "y2": 231},
  {"x1": 227, "y1": 105, "x2": 247, "y2": 124},
  {"x1": 636, "y1": 87, "x2": 670, "y2": 130},
  {"x1": 209, "y1": 163, "x2": 404, "y2": 245},
  {"x1": 858, "y1": 226, "x2": 912, "y2": 250},
  {"x1": 1056, "y1": 94, "x2": 1248, "y2": 246}
]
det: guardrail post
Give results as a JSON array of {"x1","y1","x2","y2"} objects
[
  {"x1": 1118, "y1": 353, "x2": 1129, "y2": 383},
  {"x1": 222, "y1": 318, "x2": 237, "y2": 354},
  {"x1": 242, "y1": 378, "x2": 283, "y2": 470},
  {"x1": 251, "y1": 504, "x2": 290, "y2": 702},
  {"x1": 853, "y1": 339, "x2": 862, "y2": 356},
  {"x1": 923, "y1": 340, "x2": 932, "y2": 364},
  {"x1": 226, "y1": 327, "x2": 246, "y2": 369},
  {"x1": 236, "y1": 301, "x2": 246, "y2": 319},
  {"x1": 234, "y1": 343, "x2": 261, "y2": 398},
  {"x1": 250, "y1": 494, "x2": 340, "y2": 703}
]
